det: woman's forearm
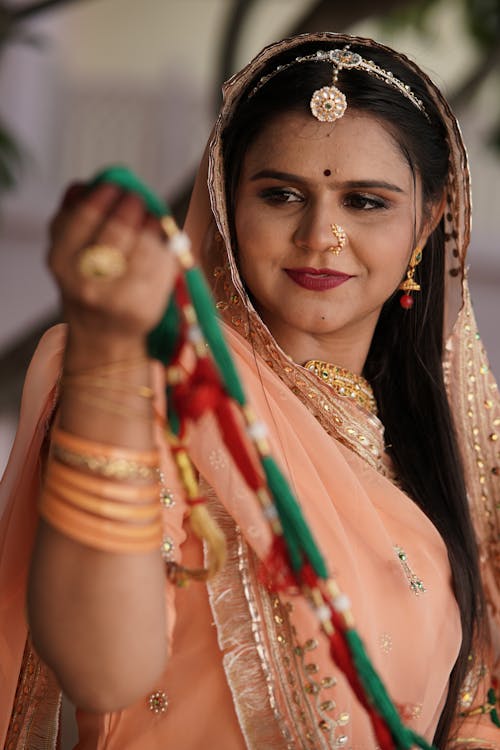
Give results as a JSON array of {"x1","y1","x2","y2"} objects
[{"x1": 27, "y1": 336, "x2": 168, "y2": 712}]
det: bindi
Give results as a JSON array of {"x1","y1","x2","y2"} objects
[{"x1": 323, "y1": 169, "x2": 331, "y2": 176}]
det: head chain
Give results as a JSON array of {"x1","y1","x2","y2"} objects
[{"x1": 248, "y1": 46, "x2": 429, "y2": 122}]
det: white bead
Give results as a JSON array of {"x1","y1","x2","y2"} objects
[
  {"x1": 247, "y1": 420, "x2": 268, "y2": 440},
  {"x1": 263, "y1": 504, "x2": 278, "y2": 520},
  {"x1": 187, "y1": 324, "x2": 203, "y2": 343},
  {"x1": 332, "y1": 594, "x2": 351, "y2": 612},
  {"x1": 169, "y1": 231, "x2": 191, "y2": 256},
  {"x1": 315, "y1": 604, "x2": 331, "y2": 623}
]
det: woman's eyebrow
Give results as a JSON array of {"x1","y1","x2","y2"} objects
[
  {"x1": 339, "y1": 179, "x2": 405, "y2": 193},
  {"x1": 250, "y1": 169, "x2": 307, "y2": 184},
  {"x1": 250, "y1": 170, "x2": 405, "y2": 194}
]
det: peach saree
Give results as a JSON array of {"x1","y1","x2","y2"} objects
[{"x1": 1, "y1": 31, "x2": 499, "y2": 750}]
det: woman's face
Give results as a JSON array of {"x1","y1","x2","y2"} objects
[{"x1": 234, "y1": 109, "x2": 432, "y2": 371}]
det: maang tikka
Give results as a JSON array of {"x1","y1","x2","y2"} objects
[
  {"x1": 399, "y1": 247, "x2": 423, "y2": 309},
  {"x1": 249, "y1": 46, "x2": 428, "y2": 122}
]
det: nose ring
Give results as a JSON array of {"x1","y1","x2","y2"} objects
[{"x1": 329, "y1": 224, "x2": 347, "y2": 255}]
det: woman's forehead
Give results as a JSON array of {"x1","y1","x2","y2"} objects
[{"x1": 240, "y1": 109, "x2": 412, "y2": 184}]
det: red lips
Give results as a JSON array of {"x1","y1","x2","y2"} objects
[{"x1": 284, "y1": 267, "x2": 353, "y2": 291}]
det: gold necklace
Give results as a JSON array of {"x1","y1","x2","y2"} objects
[{"x1": 303, "y1": 359, "x2": 378, "y2": 416}]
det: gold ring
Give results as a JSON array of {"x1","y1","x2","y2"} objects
[
  {"x1": 78, "y1": 244, "x2": 127, "y2": 280},
  {"x1": 330, "y1": 224, "x2": 347, "y2": 254}
]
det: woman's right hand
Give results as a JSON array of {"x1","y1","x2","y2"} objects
[{"x1": 48, "y1": 181, "x2": 179, "y2": 361}]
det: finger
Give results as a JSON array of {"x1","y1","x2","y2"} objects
[
  {"x1": 55, "y1": 183, "x2": 124, "y2": 258},
  {"x1": 142, "y1": 213, "x2": 165, "y2": 241},
  {"x1": 126, "y1": 226, "x2": 178, "y2": 284},
  {"x1": 61, "y1": 182, "x2": 87, "y2": 211},
  {"x1": 92, "y1": 192, "x2": 148, "y2": 254},
  {"x1": 48, "y1": 182, "x2": 87, "y2": 241}
]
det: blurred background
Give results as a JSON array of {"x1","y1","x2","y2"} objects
[
  {"x1": 0, "y1": 1, "x2": 499, "y2": 746},
  {"x1": 1, "y1": 0, "x2": 499, "y2": 484}
]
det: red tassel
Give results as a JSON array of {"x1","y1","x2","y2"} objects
[
  {"x1": 214, "y1": 398, "x2": 263, "y2": 492},
  {"x1": 370, "y1": 713, "x2": 396, "y2": 750},
  {"x1": 258, "y1": 536, "x2": 298, "y2": 592},
  {"x1": 173, "y1": 357, "x2": 223, "y2": 421},
  {"x1": 174, "y1": 274, "x2": 191, "y2": 308}
]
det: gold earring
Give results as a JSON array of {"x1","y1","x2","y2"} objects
[
  {"x1": 329, "y1": 224, "x2": 347, "y2": 255},
  {"x1": 399, "y1": 247, "x2": 423, "y2": 309}
]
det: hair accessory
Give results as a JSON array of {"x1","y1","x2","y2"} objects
[
  {"x1": 78, "y1": 244, "x2": 127, "y2": 280},
  {"x1": 250, "y1": 46, "x2": 428, "y2": 121},
  {"x1": 329, "y1": 223, "x2": 347, "y2": 255},
  {"x1": 399, "y1": 246, "x2": 423, "y2": 309}
]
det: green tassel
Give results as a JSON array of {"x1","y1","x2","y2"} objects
[
  {"x1": 487, "y1": 688, "x2": 500, "y2": 727},
  {"x1": 147, "y1": 296, "x2": 181, "y2": 365},
  {"x1": 89, "y1": 165, "x2": 168, "y2": 218},
  {"x1": 345, "y1": 629, "x2": 436, "y2": 750},
  {"x1": 184, "y1": 267, "x2": 246, "y2": 406},
  {"x1": 166, "y1": 387, "x2": 181, "y2": 438},
  {"x1": 261, "y1": 455, "x2": 328, "y2": 578}
]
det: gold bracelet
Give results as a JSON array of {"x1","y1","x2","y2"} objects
[
  {"x1": 49, "y1": 460, "x2": 160, "y2": 501},
  {"x1": 62, "y1": 375, "x2": 154, "y2": 399},
  {"x1": 63, "y1": 356, "x2": 150, "y2": 378},
  {"x1": 69, "y1": 391, "x2": 153, "y2": 422},
  {"x1": 52, "y1": 445, "x2": 157, "y2": 481}
]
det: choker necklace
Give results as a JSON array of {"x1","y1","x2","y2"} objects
[{"x1": 303, "y1": 359, "x2": 378, "y2": 416}]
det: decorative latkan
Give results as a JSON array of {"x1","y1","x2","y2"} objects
[{"x1": 87, "y1": 165, "x2": 487, "y2": 750}]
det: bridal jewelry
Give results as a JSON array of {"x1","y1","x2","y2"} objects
[
  {"x1": 304, "y1": 360, "x2": 377, "y2": 415},
  {"x1": 78, "y1": 244, "x2": 127, "y2": 280},
  {"x1": 249, "y1": 46, "x2": 428, "y2": 121},
  {"x1": 399, "y1": 246, "x2": 423, "y2": 309},
  {"x1": 329, "y1": 223, "x2": 347, "y2": 255}
]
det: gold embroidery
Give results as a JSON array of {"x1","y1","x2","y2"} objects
[{"x1": 4, "y1": 639, "x2": 61, "y2": 750}]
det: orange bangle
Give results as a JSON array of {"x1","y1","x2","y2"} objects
[
  {"x1": 45, "y1": 481, "x2": 161, "y2": 523},
  {"x1": 47, "y1": 460, "x2": 159, "y2": 502},
  {"x1": 39, "y1": 490, "x2": 163, "y2": 553},
  {"x1": 40, "y1": 489, "x2": 162, "y2": 540},
  {"x1": 51, "y1": 427, "x2": 159, "y2": 466}
]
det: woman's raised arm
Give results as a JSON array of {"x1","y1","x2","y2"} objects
[{"x1": 27, "y1": 182, "x2": 178, "y2": 712}]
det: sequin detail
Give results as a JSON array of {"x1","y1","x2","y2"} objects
[
  {"x1": 148, "y1": 690, "x2": 168, "y2": 714},
  {"x1": 394, "y1": 545, "x2": 426, "y2": 595}
]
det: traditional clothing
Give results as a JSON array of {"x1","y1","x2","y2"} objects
[{"x1": 1, "y1": 31, "x2": 499, "y2": 750}]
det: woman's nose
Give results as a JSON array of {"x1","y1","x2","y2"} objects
[{"x1": 293, "y1": 204, "x2": 347, "y2": 255}]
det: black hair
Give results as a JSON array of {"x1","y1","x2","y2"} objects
[{"x1": 222, "y1": 40, "x2": 483, "y2": 748}]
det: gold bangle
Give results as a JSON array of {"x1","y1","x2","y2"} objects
[
  {"x1": 48, "y1": 460, "x2": 160, "y2": 501},
  {"x1": 68, "y1": 391, "x2": 153, "y2": 422},
  {"x1": 51, "y1": 428, "x2": 158, "y2": 464},
  {"x1": 52, "y1": 445, "x2": 158, "y2": 481},
  {"x1": 63, "y1": 356, "x2": 150, "y2": 378},
  {"x1": 61, "y1": 375, "x2": 154, "y2": 399}
]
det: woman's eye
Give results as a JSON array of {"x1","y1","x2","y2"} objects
[
  {"x1": 343, "y1": 193, "x2": 387, "y2": 210},
  {"x1": 259, "y1": 187, "x2": 303, "y2": 204}
]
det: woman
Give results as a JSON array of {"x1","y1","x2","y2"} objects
[{"x1": 1, "y1": 31, "x2": 499, "y2": 750}]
